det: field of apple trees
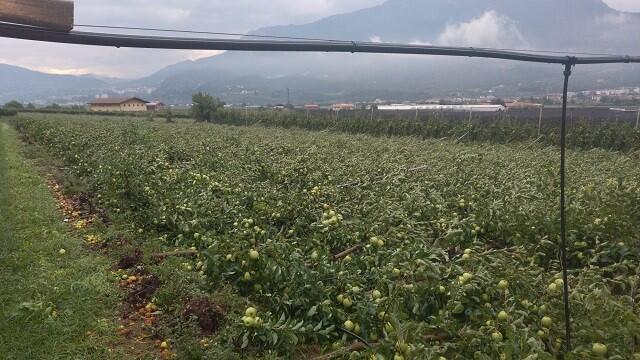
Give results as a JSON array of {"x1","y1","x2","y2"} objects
[{"x1": 12, "y1": 113, "x2": 640, "y2": 359}]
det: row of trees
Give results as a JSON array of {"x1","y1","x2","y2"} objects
[
  {"x1": 3, "y1": 100, "x2": 76, "y2": 110},
  {"x1": 4, "y1": 100, "x2": 35, "y2": 109}
]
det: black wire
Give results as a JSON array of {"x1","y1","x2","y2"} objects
[
  {"x1": 477, "y1": 47, "x2": 623, "y2": 57},
  {"x1": 4, "y1": 22, "x2": 640, "y2": 65},
  {"x1": 72, "y1": 24, "x2": 629, "y2": 57},
  {"x1": 73, "y1": 24, "x2": 350, "y2": 43}
]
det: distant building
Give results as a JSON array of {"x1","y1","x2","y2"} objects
[
  {"x1": 378, "y1": 104, "x2": 505, "y2": 112},
  {"x1": 331, "y1": 103, "x2": 356, "y2": 111},
  {"x1": 146, "y1": 101, "x2": 165, "y2": 112},
  {"x1": 304, "y1": 104, "x2": 320, "y2": 109},
  {"x1": 505, "y1": 101, "x2": 542, "y2": 110},
  {"x1": 89, "y1": 97, "x2": 149, "y2": 112}
]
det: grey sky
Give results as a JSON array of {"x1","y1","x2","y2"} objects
[{"x1": 0, "y1": 0, "x2": 637, "y2": 78}]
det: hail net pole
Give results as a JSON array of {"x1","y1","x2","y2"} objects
[{"x1": 560, "y1": 60, "x2": 575, "y2": 351}]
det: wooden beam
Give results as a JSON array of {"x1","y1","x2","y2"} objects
[{"x1": 0, "y1": 0, "x2": 73, "y2": 32}]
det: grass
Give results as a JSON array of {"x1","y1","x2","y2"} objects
[{"x1": 0, "y1": 122, "x2": 127, "y2": 359}]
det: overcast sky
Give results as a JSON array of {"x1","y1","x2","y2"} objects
[{"x1": 0, "y1": 0, "x2": 638, "y2": 78}]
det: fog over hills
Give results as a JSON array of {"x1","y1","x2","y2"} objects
[
  {"x1": 3, "y1": 0, "x2": 640, "y2": 104},
  {"x1": 255, "y1": 0, "x2": 638, "y2": 51},
  {"x1": 0, "y1": 63, "x2": 108, "y2": 103}
]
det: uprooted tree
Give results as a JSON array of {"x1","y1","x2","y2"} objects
[{"x1": 191, "y1": 92, "x2": 225, "y2": 122}]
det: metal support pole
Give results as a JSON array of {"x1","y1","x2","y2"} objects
[
  {"x1": 560, "y1": 61, "x2": 573, "y2": 352},
  {"x1": 538, "y1": 105, "x2": 544, "y2": 136},
  {"x1": 636, "y1": 107, "x2": 639, "y2": 129}
]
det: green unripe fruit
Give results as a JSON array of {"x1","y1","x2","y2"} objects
[
  {"x1": 491, "y1": 331, "x2": 503, "y2": 342},
  {"x1": 342, "y1": 298, "x2": 353, "y2": 308},
  {"x1": 497, "y1": 280, "x2": 509, "y2": 290},
  {"x1": 242, "y1": 316, "x2": 255, "y2": 327},
  {"x1": 245, "y1": 307, "x2": 257, "y2": 317},
  {"x1": 343, "y1": 320, "x2": 355, "y2": 331},
  {"x1": 592, "y1": 343, "x2": 607, "y2": 356}
]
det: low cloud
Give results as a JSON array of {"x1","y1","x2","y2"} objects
[
  {"x1": 602, "y1": 0, "x2": 640, "y2": 12},
  {"x1": 437, "y1": 11, "x2": 527, "y2": 48},
  {"x1": 409, "y1": 40, "x2": 432, "y2": 46},
  {"x1": 595, "y1": 13, "x2": 630, "y2": 25},
  {"x1": 32, "y1": 67, "x2": 93, "y2": 76}
]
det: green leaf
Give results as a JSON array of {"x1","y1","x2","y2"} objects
[
  {"x1": 241, "y1": 332, "x2": 249, "y2": 349},
  {"x1": 291, "y1": 320, "x2": 304, "y2": 331}
]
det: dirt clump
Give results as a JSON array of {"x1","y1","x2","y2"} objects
[
  {"x1": 182, "y1": 297, "x2": 224, "y2": 334},
  {"x1": 117, "y1": 248, "x2": 144, "y2": 269}
]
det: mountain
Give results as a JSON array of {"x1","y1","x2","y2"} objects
[
  {"x1": 253, "y1": 0, "x2": 638, "y2": 51},
  {"x1": 141, "y1": 0, "x2": 640, "y2": 104},
  {"x1": 0, "y1": 63, "x2": 110, "y2": 104},
  {"x1": 3, "y1": 0, "x2": 640, "y2": 104},
  {"x1": 0, "y1": 64, "x2": 162, "y2": 105}
]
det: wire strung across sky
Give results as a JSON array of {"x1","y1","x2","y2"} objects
[
  {"x1": 72, "y1": 23, "x2": 636, "y2": 58},
  {"x1": 72, "y1": 24, "x2": 351, "y2": 43},
  {"x1": 1, "y1": 22, "x2": 640, "y2": 66}
]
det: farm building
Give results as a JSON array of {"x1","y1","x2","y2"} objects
[
  {"x1": 331, "y1": 103, "x2": 356, "y2": 111},
  {"x1": 89, "y1": 97, "x2": 149, "y2": 112},
  {"x1": 146, "y1": 101, "x2": 165, "y2": 112},
  {"x1": 506, "y1": 101, "x2": 543, "y2": 110}
]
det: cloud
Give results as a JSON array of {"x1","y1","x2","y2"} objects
[
  {"x1": 409, "y1": 40, "x2": 432, "y2": 46},
  {"x1": 185, "y1": 50, "x2": 226, "y2": 61},
  {"x1": 1, "y1": 0, "x2": 386, "y2": 77},
  {"x1": 31, "y1": 67, "x2": 93, "y2": 76},
  {"x1": 602, "y1": 0, "x2": 640, "y2": 12},
  {"x1": 437, "y1": 11, "x2": 527, "y2": 48},
  {"x1": 595, "y1": 13, "x2": 630, "y2": 25},
  {"x1": 3, "y1": 0, "x2": 636, "y2": 78},
  {"x1": 74, "y1": 0, "x2": 385, "y2": 33}
]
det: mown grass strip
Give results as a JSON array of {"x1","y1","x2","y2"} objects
[{"x1": 0, "y1": 123, "x2": 127, "y2": 359}]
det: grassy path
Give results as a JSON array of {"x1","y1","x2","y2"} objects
[{"x1": 0, "y1": 122, "x2": 126, "y2": 359}]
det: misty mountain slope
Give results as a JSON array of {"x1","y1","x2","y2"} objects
[
  {"x1": 140, "y1": 0, "x2": 640, "y2": 104},
  {"x1": 3, "y1": 0, "x2": 639, "y2": 104},
  {"x1": 253, "y1": 0, "x2": 637, "y2": 50},
  {"x1": 0, "y1": 63, "x2": 107, "y2": 103}
]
